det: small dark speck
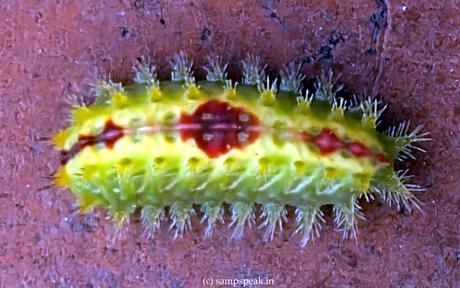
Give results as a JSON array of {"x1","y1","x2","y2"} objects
[
  {"x1": 35, "y1": 12, "x2": 43, "y2": 23},
  {"x1": 200, "y1": 27, "x2": 211, "y2": 41},
  {"x1": 328, "y1": 33, "x2": 345, "y2": 46},
  {"x1": 365, "y1": 48, "x2": 377, "y2": 56},
  {"x1": 159, "y1": 18, "x2": 166, "y2": 26},
  {"x1": 303, "y1": 32, "x2": 345, "y2": 64},
  {"x1": 305, "y1": 57, "x2": 314, "y2": 64},
  {"x1": 120, "y1": 27, "x2": 131, "y2": 39},
  {"x1": 270, "y1": 11, "x2": 277, "y2": 18}
]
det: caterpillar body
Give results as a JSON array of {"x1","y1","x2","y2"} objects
[{"x1": 53, "y1": 53, "x2": 429, "y2": 247}]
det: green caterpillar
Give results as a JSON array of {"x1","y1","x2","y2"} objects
[{"x1": 53, "y1": 52, "x2": 429, "y2": 247}]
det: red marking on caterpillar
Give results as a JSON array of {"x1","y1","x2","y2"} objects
[
  {"x1": 179, "y1": 100, "x2": 260, "y2": 158},
  {"x1": 60, "y1": 119, "x2": 124, "y2": 165},
  {"x1": 301, "y1": 128, "x2": 387, "y2": 163},
  {"x1": 299, "y1": 131, "x2": 313, "y2": 142},
  {"x1": 346, "y1": 141, "x2": 370, "y2": 158},
  {"x1": 375, "y1": 152, "x2": 391, "y2": 164},
  {"x1": 313, "y1": 128, "x2": 345, "y2": 155}
]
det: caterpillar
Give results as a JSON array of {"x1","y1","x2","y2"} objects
[{"x1": 52, "y1": 52, "x2": 430, "y2": 247}]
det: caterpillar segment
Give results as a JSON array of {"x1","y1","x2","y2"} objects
[{"x1": 53, "y1": 52, "x2": 429, "y2": 247}]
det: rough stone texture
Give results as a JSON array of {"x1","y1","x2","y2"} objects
[{"x1": 0, "y1": 1, "x2": 459, "y2": 287}]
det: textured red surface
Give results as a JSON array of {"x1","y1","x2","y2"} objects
[
  {"x1": 0, "y1": 1, "x2": 459, "y2": 287},
  {"x1": 60, "y1": 120, "x2": 125, "y2": 165},
  {"x1": 179, "y1": 100, "x2": 260, "y2": 158}
]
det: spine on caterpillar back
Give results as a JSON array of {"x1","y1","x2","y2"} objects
[{"x1": 52, "y1": 52, "x2": 429, "y2": 246}]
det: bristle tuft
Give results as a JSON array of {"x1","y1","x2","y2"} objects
[
  {"x1": 258, "y1": 203, "x2": 287, "y2": 241},
  {"x1": 95, "y1": 80, "x2": 124, "y2": 99},
  {"x1": 258, "y1": 76, "x2": 278, "y2": 105},
  {"x1": 200, "y1": 202, "x2": 225, "y2": 239},
  {"x1": 314, "y1": 69, "x2": 343, "y2": 103},
  {"x1": 133, "y1": 56, "x2": 159, "y2": 86},
  {"x1": 242, "y1": 54, "x2": 266, "y2": 86},
  {"x1": 171, "y1": 51, "x2": 194, "y2": 84},
  {"x1": 333, "y1": 198, "x2": 363, "y2": 240},
  {"x1": 359, "y1": 190, "x2": 375, "y2": 202},
  {"x1": 205, "y1": 55, "x2": 228, "y2": 82},
  {"x1": 385, "y1": 122, "x2": 431, "y2": 161},
  {"x1": 332, "y1": 97, "x2": 348, "y2": 113},
  {"x1": 107, "y1": 209, "x2": 130, "y2": 230},
  {"x1": 370, "y1": 168, "x2": 424, "y2": 213},
  {"x1": 169, "y1": 202, "x2": 195, "y2": 239},
  {"x1": 296, "y1": 89, "x2": 314, "y2": 111},
  {"x1": 64, "y1": 91, "x2": 90, "y2": 108},
  {"x1": 141, "y1": 205, "x2": 165, "y2": 239},
  {"x1": 360, "y1": 97, "x2": 386, "y2": 126},
  {"x1": 293, "y1": 206, "x2": 324, "y2": 248},
  {"x1": 280, "y1": 62, "x2": 305, "y2": 94},
  {"x1": 229, "y1": 202, "x2": 255, "y2": 240}
]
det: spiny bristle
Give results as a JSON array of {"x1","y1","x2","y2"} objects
[
  {"x1": 258, "y1": 76, "x2": 278, "y2": 105},
  {"x1": 385, "y1": 121, "x2": 431, "y2": 161},
  {"x1": 280, "y1": 62, "x2": 305, "y2": 94},
  {"x1": 256, "y1": 172, "x2": 284, "y2": 191},
  {"x1": 313, "y1": 72, "x2": 387, "y2": 127},
  {"x1": 171, "y1": 51, "x2": 194, "y2": 84},
  {"x1": 259, "y1": 76, "x2": 278, "y2": 93},
  {"x1": 162, "y1": 171, "x2": 180, "y2": 191},
  {"x1": 289, "y1": 167, "x2": 322, "y2": 194},
  {"x1": 394, "y1": 169, "x2": 424, "y2": 211},
  {"x1": 359, "y1": 97, "x2": 387, "y2": 125},
  {"x1": 332, "y1": 96, "x2": 348, "y2": 112},
  {"x1": 107, "y1": 209, "x2": 130, "y2": 230},
  {"x1": 64, "y1": 91, "x2": 90, "y2": 108},
  {"x1": 94, "y1": 80, "x2": 124, "y2": 99},
  {"x1": 293, "y1": 206, "x2": 324, "y2": 248},
  {"x1": 229, "y1": 202, "x2": 255, "y2": 240},
  {"x1": 200, "y1": 202, "x2": 225, "y2": 239},
  {"x1": 397, "y1": 170, "x2": 426, "y2": 193},
  {"x1": 360, "y1": 190, "x2": 376, "y2": 202},
  {"x1": 169, "y1": 202, "x2": 195, "y2": 239},
  {"x1": 296, "y1": 89, "x2": 314, "y2": 111},
  {"x1": 133, "y1": 56, "x2": 159, "y2": 86},
  {"x1": 333, "y1": 198, "x2": 364, "y2": 240},
  {"x1": 314, "y1": 69, "x2": 343, "y2": 103},
  {"x1": 319, "y1": 181, "x2": 346, "y2": 195},
  {"x1": 258, "y1": 203, "x2": 287, "y2": 241},
  {"x1": 205, "y1": 55, "x2": 229, "y2": 82},
  {"x1": 242, "y1": 54, "x2": 266, "y2": 86},
  {"x1": 141, "y1": 205, "x2": 165, "y2": 239},
  {"x1": 372, "y1": 186, "x2": 423, "y2": 213},
  {"x1": 370, "y1": 168, "x2": 424, "y2": 213},
  {"x1": 385, "y1": 121, "x2": 430, "y2": 141}
]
